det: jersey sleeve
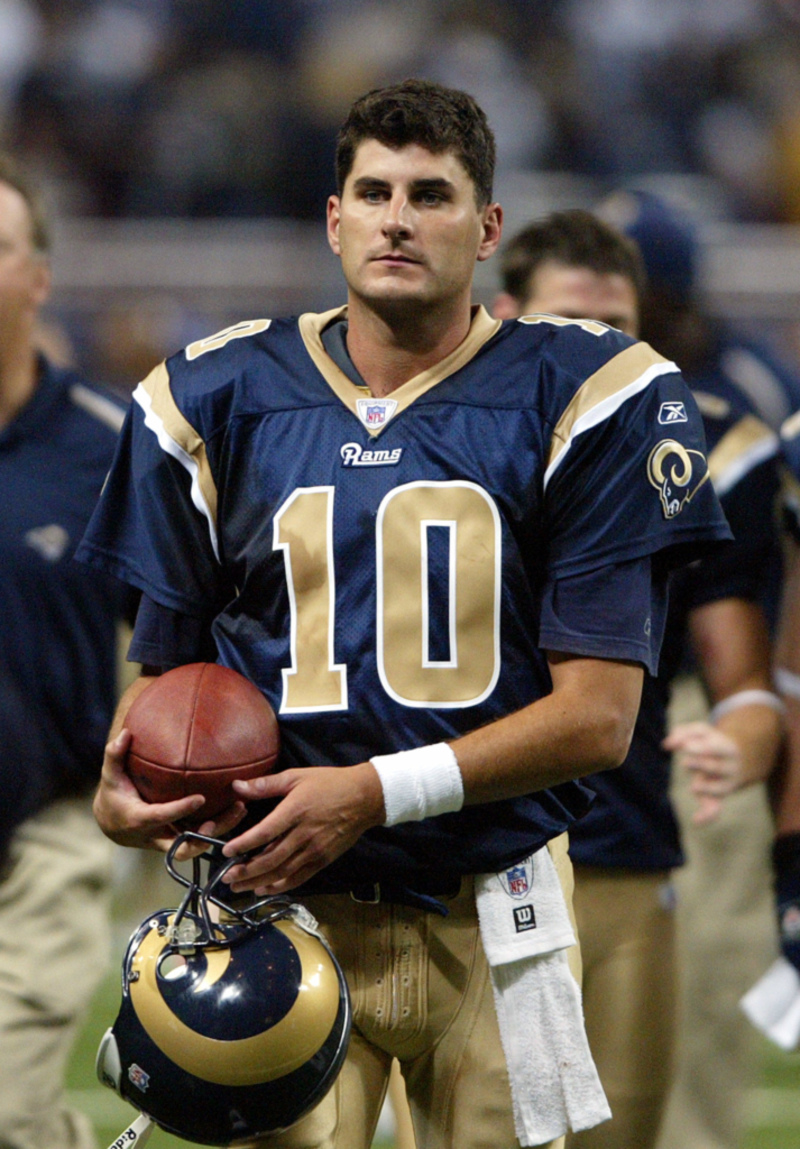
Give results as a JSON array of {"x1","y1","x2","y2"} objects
[
  {"x1": 538, "y1": 554, "x2": 669, "y2": 675},
  {"x1": 75, "y1": 363, "x2": 224, "y2": 616},
  {"x1": 543, "y1": 341, "x2": 732, "y2": 577},
  {"x1": 128, "y1": 594, "x2": 219, "y2": 668}
]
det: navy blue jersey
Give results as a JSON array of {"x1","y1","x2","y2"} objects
[
  {"x1": 714, "y1": 330, "x2": 800, "y2": 433},
  {"x1": 0, "y1": 358, "x2": 135, "y2": 855},
  {"x1": 77, "y1": 307, "x2": 729, "y2": 889},
  {"x1": 570, "y1": 374, "x2": 780, "y2": 870}
]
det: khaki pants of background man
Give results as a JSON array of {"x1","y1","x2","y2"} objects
[
  {"x1": 0, "y1": 797, "x2": 114, "y2": 1149},
  {"x1": 656, "y1": 675, "x2": 778, "y2": 1149}
]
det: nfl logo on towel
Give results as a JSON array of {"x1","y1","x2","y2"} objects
[{"x1": 499, "y1": 858, "x2": 533, "y2": 899}]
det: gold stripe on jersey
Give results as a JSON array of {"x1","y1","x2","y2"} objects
[
  {"x1": 707, "y1": 414, "x2": 778, "y2": 493},
  {"x1": 547, "y1": 342, "x2": 673, "y2": 473},
  {"x1": 298, "y1": 305, "x2": 502, "y2": 438},
  {"x1": 782, "y1": 408, "x2": 800, "y2": 443},
  {"x1": 139, "y1": 361, "x2": 218, "y2": 529}
]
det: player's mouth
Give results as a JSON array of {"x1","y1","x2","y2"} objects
[{"x1": 372, "y1": 251, "x2": 423, "y2": 267}]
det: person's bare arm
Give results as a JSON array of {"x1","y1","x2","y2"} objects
[
  {"x1": 665, "y1": 597, "x2": 783, "y2": 824},
  {"x1": 220, "y1": 653, "x2": 644, "y2": 895}
]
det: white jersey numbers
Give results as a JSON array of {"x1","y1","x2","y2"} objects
[{"x1": 274, "y1": 482, "x2": 502, "y2": 714}]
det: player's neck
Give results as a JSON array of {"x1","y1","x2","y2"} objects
[
  {"x1": 0, "y1": 338, "x2": 39, "y2": 431},
  {"x1": 345, "y1": 295, "x2": 474, "y2": 397}
]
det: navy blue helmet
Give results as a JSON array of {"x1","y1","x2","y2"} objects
[{"x1": 97, "y1": 834, "x2": 351, "y2": 1146}]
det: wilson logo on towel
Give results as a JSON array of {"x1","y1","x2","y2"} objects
[{"x1": 513, "y1": 905, "x2": 537, "y2": 932}]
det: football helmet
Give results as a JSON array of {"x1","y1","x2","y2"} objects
[{"x1": 97, "y1": 833, "x2": 351, "y2": 1146}]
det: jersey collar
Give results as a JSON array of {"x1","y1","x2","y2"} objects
[{"x1": 298, "y1": 305, "x2": 502, "y2": 438}]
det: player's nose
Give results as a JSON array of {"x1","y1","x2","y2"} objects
[{"x1": 382, "y1": 193, "x2": 413, "y2": 240}]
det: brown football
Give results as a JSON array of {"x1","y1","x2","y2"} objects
[{"x1": 124, "y1": 662, "x2": 279, "y2": 820}]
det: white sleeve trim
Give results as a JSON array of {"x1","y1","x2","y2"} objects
[
  {"x1": 133, "y1": 383, "x2": 220, "y2": 562},
  {"x1": 543, "y1": 360, "x2": 679, "y2": 491}
]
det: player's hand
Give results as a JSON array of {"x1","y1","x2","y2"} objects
[
  {"x1": 663, "y1": 720, "x2": 744, "y2": 825},
  {"x1": 95, "y1": 729, "x2": 247, "y2": 853},
  {"x1": 774, "y1": 833, "x2": 800, "y2": 973},
  {"x1": 219, "y1": 763, "x2": 385, "y2": 894}
]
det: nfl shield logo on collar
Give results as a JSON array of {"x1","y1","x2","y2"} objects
[{"x1": 357, "y1": 398, "x2": 398, "y2": 430}]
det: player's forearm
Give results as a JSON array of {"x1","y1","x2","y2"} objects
[
  {"x1": 774, "y1": 699, "x2": 800, "y2": 835},
  {"x1": 713, "y1": 702, "x2": 784, "y2": 789},
  {"x1": 450, "y1": 655, "x2": 643, "y2": 806}
]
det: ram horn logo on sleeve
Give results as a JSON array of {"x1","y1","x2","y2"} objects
[{"x1": 647, "y1": 439, "x2": 710, "y2": 519}]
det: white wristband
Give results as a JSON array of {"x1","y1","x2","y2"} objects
[
  {"x1": 776, "y1": 668, "x2": 800, "y2": 701},
  {"x1": 370, "y1": 743, "x2": 464, "y2": 827},
  {"x1": 709, "y1": 689, "x2": 786, "y2": 724}
]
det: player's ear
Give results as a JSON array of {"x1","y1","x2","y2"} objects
[
  {"x1": 477, "y1": 202, "x2": 502, "y2": 262},
  {"x1": 327, "y1": 196, "x2": 342, "y2": 256},
  {"x1": 30, "y1": 255, "x2": 51, "y2": 308},
  {"x1": 492, "y1": 291, "x2": 520, "y2": 320}
]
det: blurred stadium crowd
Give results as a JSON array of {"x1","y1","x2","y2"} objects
[
  {"x1": 3, "y1": 0, "x2": 800, "y2": 226},
  {"x1": 6, "y1": 0, "x2": 800, "y2": 395}
]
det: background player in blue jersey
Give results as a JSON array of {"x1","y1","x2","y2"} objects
[
  {"x1": 0, "y1": 152, "x2": 135, "y2": 1149},
  {"x1": 493, "y1": 207, "x2": 784, "y2": 1149},
  {"x1": 78, "y1": 80, "x2": 730, "y2": 1149},
  {"x1": 597, "y1": 190, "x2": 795, "y2": 1149}
]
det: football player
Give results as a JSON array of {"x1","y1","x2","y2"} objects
[
  {"x1": 494, "y1": 208, "x2": 783, "y2": 1149},
  {"x1": 600, "y1": 190, "x2": 792, "y2": 1149},
  {"x1": 78, "y1": 81, "x2": 731, "y2": 1149}
]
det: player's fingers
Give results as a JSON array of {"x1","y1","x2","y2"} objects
[
  {"x1": 662, "y1": 722, "x2": 712, "y2": 750},
  {"x1": 137, "y1": 794, "x2": 207, "y2": 827},
  {"x1": 103, "y1": 729, "x2": 132, "y2": 773},
  {"x1": 222, "y1": 784, "x2": 303, "y2": 856},
  {"x1": 224, "y1": 833, "x2": 301, "y2": 890},
  {"x1": 232, "y1": 771, "x2": 296, "y2": 801},
  {"x1": 224, "y1": 818, "x2": 329, "y2": 890},
  {"x1": 692, "y1": 794, "x2": 723, "y2": 824},
  {"x1": 685, "y1": 755, "x2": 738, "y2": 776},
  {"x1": 195, "y1": 801, "x2": 248, "y2": 838}
]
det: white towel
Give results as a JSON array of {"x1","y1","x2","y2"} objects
[
  {"x1": 741, "y1": 957, "x2": 800, "y2": 1051},
  {"x1": 476, "y1": 847, "x2": 611, "y2": 1146}
]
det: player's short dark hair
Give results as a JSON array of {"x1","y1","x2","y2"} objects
[
  {"x1": 0, "y1": 151, "x2": 51, "y2": 255},
  {"x1": 335, "y1": 78, "x2": 496, "y2": 207},
  {"x1": 499, "y1": 209, "x2": 645, "y2": 306}
]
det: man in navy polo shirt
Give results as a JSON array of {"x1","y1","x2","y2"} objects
[{"x1": 0, "y1": 152, "x2": 135, "y2": 1149}]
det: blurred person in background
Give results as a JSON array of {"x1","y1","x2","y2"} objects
[
  {"x1": 494, "y1": 207, "x2": 784, "y2": 1149},
  {"x1": 0, "y1": 150, "x2": 135, "y2": 1149},
  {"x1": 598, "y1": 187, "x2": 795, "y2": 1149}
]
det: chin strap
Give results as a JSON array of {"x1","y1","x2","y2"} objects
[{"x1": 105, "y1": 1113, "x2": 154, "y2": 1149}]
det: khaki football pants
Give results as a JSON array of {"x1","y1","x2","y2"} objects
[
  {"x1": 255, "y1": 836, "x2": 580, "y2": 1149},
  {"x1": 0, "y1": 797, "x2": 114, "y2": 1149},
  {"x1": 566, "y1": 867, "x2": 677, "y2": 1149}
]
